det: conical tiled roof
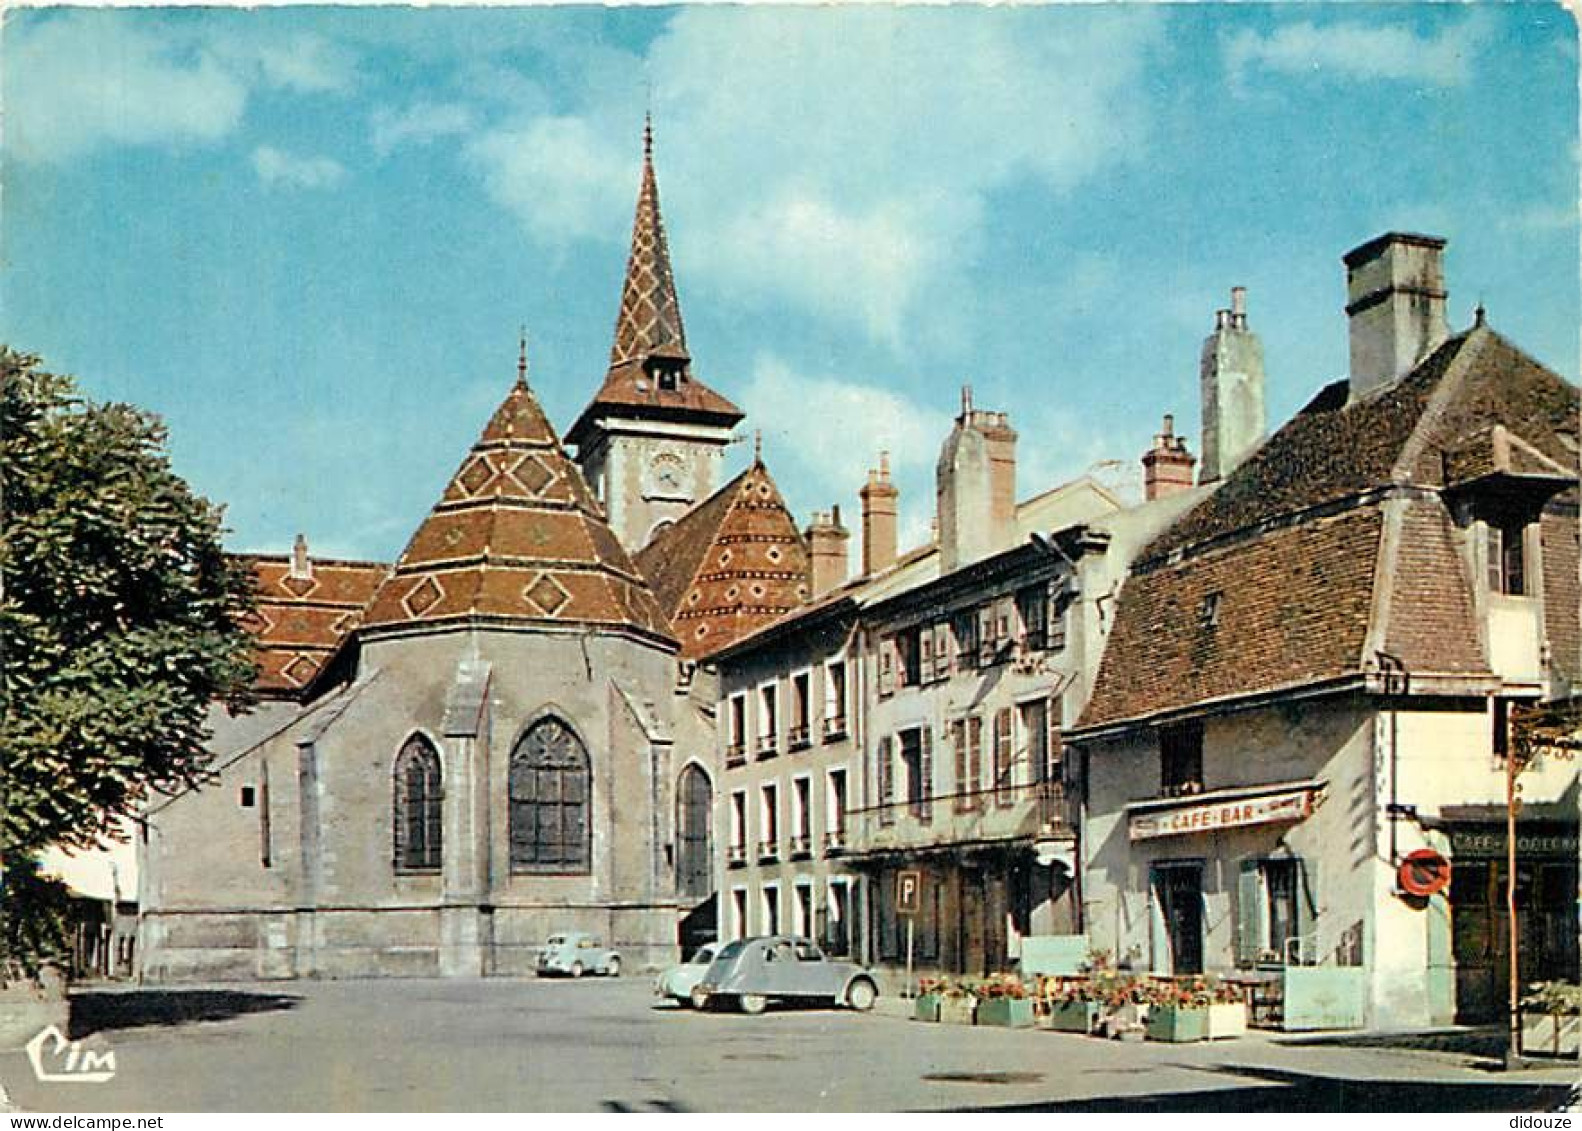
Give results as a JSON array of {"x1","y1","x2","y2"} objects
[
  {"x1": 634, "y1": 459, "x2": 811, "y2": 659},
  {"x1": 567, "y1": 122, "x2": 742, "y2": 449},
  {"x1": 360, "y1": 376, "x2": 675, "y2": 647}
]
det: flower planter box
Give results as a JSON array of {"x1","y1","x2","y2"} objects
[
  {"x1": 913, "y1": 994, "x2": 942, "y2": 1023},
  {"x1": 1040, "y1": 1000, "x2": 1100, "y2": 1033},
  {"x1": 1206, "y1": 1001, "x2": 1248, "y2": 1040},
  {"x1": 1145, "y1": 1005, "x2": 1208, "y2": 1043},
  {"x1": 1521, "y1": 1013, "x2": 1581, "y2": 1059},
  {"x1": 938, "y1": 997, "x2": 977, "y2": 1026},
  {"x1": 975, "y1": 997, "x2": 1035, "y2": 1029}
]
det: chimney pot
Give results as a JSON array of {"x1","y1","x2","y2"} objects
[
  {"x1": 859, "y1": 454, "x2": 900, "y2": 575},
  {"x1": 1344, "y1": 232, "x2": 1448, "y2": 399},
  {"x1": 937, "y1": 399, "x2": 1018, "y2": 574},
  {"x1": 1200, "y1": 284, "x2": 1267, "y2": 484},
  {"x1": 290, "y1": 533, "x2": 312, "y2": 580},
  {"x1": 805, "y1": 504, "x2": 852, "y2": 597},
  {"x1": 1142, "y1": 414, "x2": 1196, "y2": 501}
]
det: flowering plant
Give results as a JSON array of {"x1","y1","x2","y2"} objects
[{"x1": 972, "y1": 974, "x2": 1028, "y2": 1000}]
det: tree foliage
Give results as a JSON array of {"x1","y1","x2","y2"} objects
[{"x1": 1, "y1": 348, "x2": 258, "y2": 859}]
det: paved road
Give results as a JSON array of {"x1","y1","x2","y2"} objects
[{"x1": 1, "y1": 978, "x2": 1575, "y2": 1112}]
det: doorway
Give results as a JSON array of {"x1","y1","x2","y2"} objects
[{"x1": 1152, "y1": 861, "x2": 1205, "y2": 975}]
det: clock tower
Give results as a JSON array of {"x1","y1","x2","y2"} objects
[{"x1": 566, "y1": 120, "x2": 744, "y2": 553}]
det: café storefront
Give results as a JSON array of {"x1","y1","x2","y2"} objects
[{"x1": 1444, "y1": 820, "x2": 1580, "y2": 1023}]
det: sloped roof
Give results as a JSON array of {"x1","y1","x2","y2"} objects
[
  {"x1": 240, "y1": 553, "x2": 388, "y2": 697},
  {"x1": 359, "y1": 378, "x2": 675, "y2": 648},
  {"x1": 1078, "y1": 322, "x2": 1579, "y2": 733},
  {"x1": 567, "y1": 125, "x2": 742, "y2": 448},
  {"x1": 634, "y1": 460, "x2": 811, "y2": 659}
]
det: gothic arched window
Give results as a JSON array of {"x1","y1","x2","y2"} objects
[
  {"x1": 675, "y1": 763, "x2": 714, "y2": 901},
  {"x1": 393, "y1": 734, "x2": 442, "y2": 872},
  {"x1": 509, "y1": 717, "x2": 591, "y2": 873}
]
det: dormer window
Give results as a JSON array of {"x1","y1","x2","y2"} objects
[{"x1": 1487, "y1": 519, "x2": 1529, "y2": 596}]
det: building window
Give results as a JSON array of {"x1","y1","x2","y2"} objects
[
  {"x1": 823, "y1": 660, "x2": 849, "y2": 739},
  {"x1": 240, "y1": 786, "x2": 256, "y2": 808},
  {"x1": 508, "y1": 717, "x2": 590, "y2": 873},
  {"x1": 953, "y1": 716, "x2": 984, "y2": 812},
  {"x1": 1199, "y1": 591, "x2": 1222, "y2": 629},
  {"x1": 1237, "y1": 857, "x2": 1309, "y2": 966},
  {"x1": 1488, "y1": 519, "x2": 1529, "y2": 596},
  {"x1": 393, "y1": 733, "x2": 443, "y2": 873},
  {"x1": 676, "y1": 764, "x2": 713, "y2": 900},
  {"x1": 792, "y1": 776, "x2": 812, "y2": 855},
  {"x1": 728, "y1": 790, "x2": 748, "y2": 866},
  {"x1": 825, "y1": 879, "x2": 852, "y2": 956},
  {"x1": 1017, "y1": 585, "x2": 1048, "y2": 651},
  {"x1": 929, "y1": 622, "x2": 951, "y2": 682},
  {"x1": 794, "y1": 882, "x2": 814, "y2": 938},
  {"x1": 757, "y1": 683, "x2": 779, "y2": 757},
  {"x1": 789, "y1": 671, "x2": 812, "y2": 749},
  {"x1": 1159, "y1": 719, "x2": 1204, "y2": 798},
  {"x1": 993, "y1": 709, "x2": 1014, "y2": 806},
  {"x1": 1048, "y1": 597, "x2": 1069, "y2": 652},
  {"x1": 900, "y1": 727, "x2": 933, "y2": 822},
  {"x1": 762, "y1": 884, "x2": 781, "y2": 936},
  {"x1": 1020, "y1": 699, "x2": 1048, "y2": 782},
  {"x1": 953, "y1": 610, "x2": 980, "y2": 671},
  {"x1": 759, "y1": 782, "x2": 779, "y2": 859},
  {"x1": 825, "y1": 768, "x2": 848, "y2": 852},
  {"x1": 727, "y1": 694, "x2": 748, "y2": 765},
  {"x1": 731, "y1": 887, "x2": 749, "y2": 941}
]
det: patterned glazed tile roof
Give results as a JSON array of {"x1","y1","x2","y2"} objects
[
  {"x1": 1078, "y1": 322, "x2": 1579, "y2": 732},
  {"x1": 239, "y1": 552, "x2": 388, "y2": 698},
  {"x1": 634, "y1": 459, "x2": 811, "y2": 659},
  {"x1": 359, "y1": 377, "x2": 676, "y2": 648},
  {"x1": 567, "y1": 126, "x2": 741, "y2": 448}
]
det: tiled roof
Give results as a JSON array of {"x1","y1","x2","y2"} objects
[
  {"x1": 1078, "y1": 322, "x2": 1579, "y2": 732},
  {"x1": 240, "y1": 554, "x2": 388, "y2": 697},
  {"x1": 567, "y1": 126, "x2": 742, "y2": 448},
  {"x1": 634, "y1": 460, "x2": 811, "y2": 659},
  {"x1": 359, "y1": 378, "x2": 675, "y2": 647}
]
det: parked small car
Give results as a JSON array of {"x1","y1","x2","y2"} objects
[
  {"x1": 690, "y1": 935, "x2": 879, "y2": 1014},
  {"x1": 653, "y1": 942, "x2": 721, "y2": 1005},
  {"x1": 536, "y1": 932, "x2": 621, "y2": 978}
]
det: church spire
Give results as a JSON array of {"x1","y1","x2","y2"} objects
[{"x1": 609, "y1": 117, "x2": 689, "y2": 368}]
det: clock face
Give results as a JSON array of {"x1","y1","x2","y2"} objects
[{"x1": 646, "y1": 453, "x2": 691, "y2": 501}]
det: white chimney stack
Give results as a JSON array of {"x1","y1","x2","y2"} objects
[{"x1": 1344, "y1": 232, "x2": 1448, "y2": 400}]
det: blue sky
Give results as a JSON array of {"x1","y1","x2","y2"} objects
[{"x1": 3, "y1": 3, "x2": 1577, "y2": 561}]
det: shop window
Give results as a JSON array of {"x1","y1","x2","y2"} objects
[{"x1": 1159, "y1": 720, "x2": 1204, "y2": 798}]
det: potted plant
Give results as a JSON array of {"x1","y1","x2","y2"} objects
[
  {"x1": 1038, "y1": 976, "x2": 1102, "y2": 1034},
  {"x1": 1521, "y1": 981, "x2": 1581, "y2": 1059},
  {"x1": 937, "y1": 980, "x2": 977, "y2": 1026},
  {"x1": 1143, "y1": 977, "x2": 1210, "y2": 1043},
  {"x1": 1079, "y1": 950, "x2": 1148, "y2": 1040},
  {"x1": 973, "y1": 974, "x2": 1035, "y2": 1028},
  {"x1": 913, "y1": 977, "x2": 944, "y2": 1023},
  {"x1": 1205, "y1": 977, "x2": 1248, "y2": 1039}
]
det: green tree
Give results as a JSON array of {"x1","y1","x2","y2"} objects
[{"x1": 1, "y1": 348, "x2": 258, "y2": 861}]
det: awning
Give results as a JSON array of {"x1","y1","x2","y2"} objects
[{"x1": 1125, "y1": 779, "x2": 1325, "y2": 842}]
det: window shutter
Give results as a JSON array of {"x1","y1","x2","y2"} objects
[
  {"x1": 919, "y1": 630, "x2": 934, "y2": 684},
  {"x1": 967, "y1": 717, "x2": 983, "y2": 809},
  {"x1": 878, "y1": 735, "x2": 894, "y2": 825},
  {"x1": 932, "y1": 623, "x2": 951, "y2": 679},
  {"x1": 919, "y1": 728, "x2": 933, "y2": 822},
  {"x1": 1236, "y1": 858, "x2": 1262, "y2": 968},
  {"x1": 1296, "y1": 857, "x2": 1319, "y2": 964},
  {"x1": 879, "y1": 641, "x2": 895, "y2": 697},
  {"x1": 952, "y1": 721, "x2": 967, "y2": 811},
  {"x1": 1049, "y1": 598, "x2": 1068, "y2": 652}
]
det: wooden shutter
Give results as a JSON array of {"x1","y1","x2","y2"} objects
[
  {"x1": 919, "y1": 727, "x2": 933, "y2": 823},
  {"x1": 878, "y1": 735, "x2": 894, "y2": 825},
  {"x1": 1296, "y1": 857, "x2": 1319, "y2": 964},
  {"x1": 967, "y1": 716, "x2": 983, "y2": 810},
  {"x1": 952, "y1": 720, "x2": 968, "y2": 812},
  {"x1": 878, "y1": 640, "x2": 896, "y2": 697},
  {"x1": 919, "y1": 630, "x2": 933, "y2": 685},
  {"x1": 932, "y1": 623, "x2": 951, "y2": 680},
  {"x1": 1235, "y1": 858, "x2": 1263, "y2": 968}
]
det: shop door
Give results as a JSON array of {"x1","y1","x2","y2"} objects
[
  {"x1": 1453, "y1": 858, "x2": 1581, "y2": 1024},
  {"x1": 960, "y1": 871, "x2": 987, "y2": 976},
  {"x1": 1153, "y1": 863, "x2": 1204, "y2": 975}
]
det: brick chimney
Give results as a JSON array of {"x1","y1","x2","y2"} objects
[
  {"x1": 805, "y1": 505, "x2": 851, "y2": 597},
  {"x1": 1199, "y1": 285, "x2": 1267, "y2": 484},
  {"x1": 859, "y1": 452, "x2": 899, "y2": 576},
  {"x1": 1142, "y1": 414, "x2": 1196, "y2": 501},
  {"x1": 937, "y1": 386, "x2": 1018, "y2": 575},
  {"x1": 1344, "y1": 232, "x2": 1448, "y2": 400}
]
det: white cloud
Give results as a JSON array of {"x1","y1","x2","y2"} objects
[
  {"x1": 5, "y1": 13, "x2": 357, "y2": 165},
  {"x1": 1224, "y1": 16, "x2": 1484, "y2": 90},
  {"x1": 464, "y1": 7, "x2": 1165, "y2": 349},
  {"x1": 465, "y1": 116, "x2": 633, "y2": 247},
  {"x1": 370, "y1": 101, "x2": 474, "y2": 155},
  {"x1": 251, "y1": 146, "x2": 347, "y2": 190}
]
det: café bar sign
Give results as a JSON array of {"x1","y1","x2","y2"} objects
[{"x1": 1130, "y1": 787, "x2": 1317, "y2": 841}]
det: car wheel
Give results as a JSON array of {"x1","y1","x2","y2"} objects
[
  {"x1": 690, "y1": 986, "x2": 710, "y2": 1011},
  {"x1": 738, "y1": 993, "x2": 768, "y2": 1016},
  {"x1": 570, "y1": 961, "x2": 585, "y2": 979},
  {"x1": 845, "y1": 978, "x2": 877, "y2": 1012},
  {"x1": 606, "y1": 957, "x2": 622, "y2": 978}
]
